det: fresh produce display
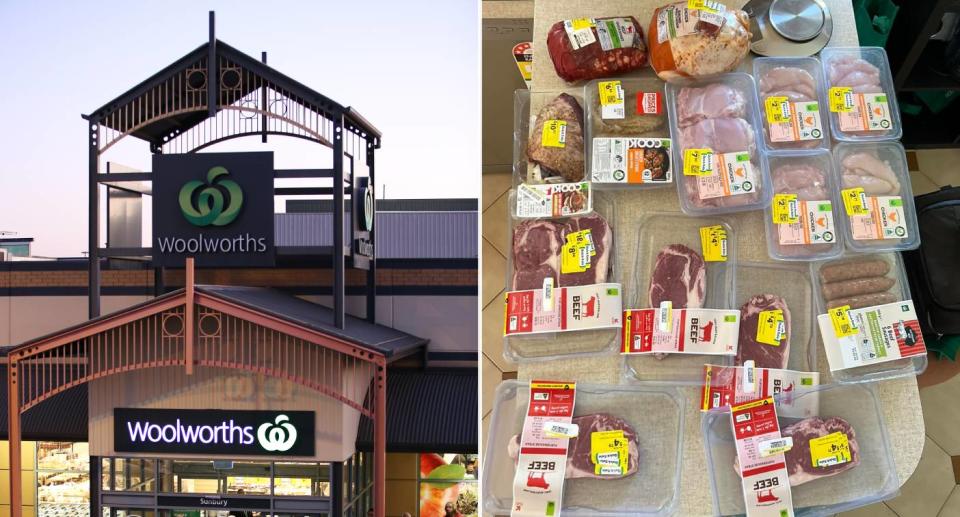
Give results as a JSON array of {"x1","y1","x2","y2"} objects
[
  {"x1": 547, "y1": 17, "x2": 648, "y2": 82},
  {"x1": 527, "y1": 93, "x2": 586, "y2": 183},
  {"x1": 510, "y1": 212, "x2": 612, "y2": 290},
  {"x1": 735, "y1": 294, "x2": 790, "y2": 369},
  {"x1": 648, "y1": 2, "x2": 751, "y2": 81}
]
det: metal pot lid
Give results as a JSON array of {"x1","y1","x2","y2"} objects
[{"x1": 769, "y1": 0, "x2": 825, "y2": 42}]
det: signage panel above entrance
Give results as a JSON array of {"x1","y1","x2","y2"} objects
[
  {"x1": 114, "y1": 408, "x2": 315, "y2": 457},
  {"x1": 152, "y1": 152, "x2": 275, "y2": 267}
]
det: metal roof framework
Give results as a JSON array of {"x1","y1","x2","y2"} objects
[{"x1": 6, "y1": 260, "x2": 400, "y2": 515}]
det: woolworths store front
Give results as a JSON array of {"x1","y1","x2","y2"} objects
[{"x1": 0, "y1": 12, "x2": 477, "y2": 517}]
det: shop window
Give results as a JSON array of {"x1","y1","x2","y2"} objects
[
  {"x1": 36, "y1": 441, "x2": 90, "y2": 517},
  {"x1": 418, "y1": 453, "x2": 478, "y2": 517},
  {"x1": 159, "y1": 460, "x2": 223, "y2": 494},
  {"x1": 225, "y1": 461, "x2": 272, "y2": 495},
  {"x1": 105, "y1": 458, "x2": 156, "y2": 492},
  {"x1": 273, "y1": 462, "x2": 331, "y2": 497}
]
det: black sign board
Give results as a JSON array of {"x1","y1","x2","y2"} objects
[
  {"x1": 352, "y1": 175, "x2": 374, "y2": 270},
  {"x1": 152, "y1": 152, "x2": 275, "y2": 267},
  {"x1": 114, "y1": 408, "x2": 314, "y2": 456},
  {"x1": 157, "y1": 495, "x2": 272, "y2": 510}
]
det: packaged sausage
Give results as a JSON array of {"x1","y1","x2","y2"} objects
[
  {"x1": 648, "y1": 2, "x2": 751, "y2": 82},
  {"x1": 763, "y1": 150, "x2": 844, "y2": 261},
  {"x1": 546, "y1": 17, "x2": 648, "y2": 83},
  {"x1": 585, "y1": 76, "x2": 673, "y2": 188},
  {"x1": 812, "y1": 253, "x2": 928, "y2": 383},
  {"x1": 753, "y1": 57, "x2": 830, "y2": 151},
  {"x1": 483, "y1": 380, "x2": 684, "y2": 516},
  {"x1": 820, "y1": 47, "x2": 902, "y2": 142},
  {"x1": 667, "y1": 73, "x2": 772, "y2": 215},
  {"x1": 831, "y1": 142, "x2": 920, "y2": 253}
]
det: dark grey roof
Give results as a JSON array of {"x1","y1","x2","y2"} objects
[
  {"x1": 356, "y1": 368, "x2": 477, "y2": 453},
  {"x1": 287, "y1": 198, "x2": 478, "y2": 213},
  {"x1": 196, "y1": 285, "x2": 428, "y2": 359},
  {"x1": 0, "y1": 366, "x2": 87, "y2": 441}
]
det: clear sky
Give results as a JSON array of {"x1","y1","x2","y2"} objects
[{"x1": 0, "y1": 0, "x2": 479, "y2": 257}]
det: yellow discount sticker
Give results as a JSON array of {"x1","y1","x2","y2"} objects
[
  {"x1": 570, "y1": 18, "x2": 595, "y2": 31},
  {"x1": 560, "y1": 230, "x2": 593, "y2": 274},
  {"x1": 683, "y1": 148, "x2": 714, "y2": 176},
  {"x1": 765, "y1": 96, "x2": 792, "y2": 125},
  {"x1": 756, "y1": 309, "x2": 786, "y2": 346},
  {"x1": 810, "y1": 431, "x2": 852, "y2": 468},
  {"x1": 829, "y1": 305, "x2": 857, "y2": 338},
  {"x1": 591, "y1": 430, "x2": 628, "y2": 476},
  {"x1": 687, "y1": 0, "x2": 724, "y2": 13},
  {"x1": 699, "y1": 225, "x2": 727, "y2": 262},
  {"x1": 542, "y1": 119, "x2": 567, "y2": 148},
  {"x1": 829, "y1": 87, "x2": 855, "y2": 113},
  {"x1": 772, "y1": 193, "x2": 800, "y2": 224},
  {"x1": 598, "y1": 81, "x2": 623, "y2": 106},
  {"x1": 841, "y1": 187, "x2": 870, "y2": 215}
]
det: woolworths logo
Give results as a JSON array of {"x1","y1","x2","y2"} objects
[
  {"x1": 179, "y1": 166, "x2": 243, "y2": 227},
  {"x1": 257, "y1": 414, "x2": 298, "y2": 452},
  {"x1": 124, "y1": 413, "x2": 299, "y2": 453}
]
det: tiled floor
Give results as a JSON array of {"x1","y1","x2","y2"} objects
[{"x1": 481, "y1": 151, "x2": 960, "y2": 516}]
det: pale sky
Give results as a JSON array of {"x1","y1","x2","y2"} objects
[{"x1": 0, "y1": 0, "x2": 479, "y2": 257}]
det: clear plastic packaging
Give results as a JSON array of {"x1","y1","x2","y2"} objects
[
  {"x1": 483, "y1": 381, "x2": 684, "y2": 516},
  {"x1": 585, "y1": 76, "x2": 673, "y2": 188},
  {"x1": 703, "y1": 382, "x2": 900, "y2": 516},
  {"x1": 763, "y1": 150, "x2": 844, "y2": 261},
  {"x1": 624, "y1": 212, "x2": 737, "y2": 383},
  {"x1": 832, "y1": 142, "x2": 920, "y2": 253},
  {"x1": 667, "y1": 73, "x2": 772, "y2": 215},
  {"x1": 820, "y1": 47, "x2": 902, "y2": 142},
  {"x1": 514, "y1": 88, "x2": 588, "y2": 186},
  {"x1": 752, "y1": 57, "x2": 830, "y2": 151},
  {"x1": 811, "y1": 253, "x2": 928, "y2": 382},
  {"x1": 504, "y1": 191, "x2": 620, "y2": 362},
  {"x1": 735, "y1": 261, "x2": 818, "y2": 372}
]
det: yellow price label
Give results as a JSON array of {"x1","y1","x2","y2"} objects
[
  {"x1": 841, "y1": 187, "x2": 870, "y2": 215},
  {"x1": 598, "y1": 81, "x2": 623, "y2": 106},
  {"x1": 829, "y1": 305, "x2": 857, "y2": 338},
  {"x1": 591, "y1": 430, "x2": 628, "y2": 475},
  {"x1": 687, "y1": 0, "x2": 724, "y2": 13},
  {"x1": 809, "y1": 431, "x2": 852, "y2": 468},
  {"x1": 772, "y1": 193, "x2": 800, "y2": 224},
  {"x1": 765, "y1": 96, "x2": 792, "y2": 124},
  {"x1": 699, "y1": 225, "x2": 727, "y2": 262},
  {"x1": 570, "y1": 18, "x2": 595, "y2": 30},
  {"x1": 542, "y1": 119, "x2": 567, "y2": 148},
  {"x1": 756, "y1": 309, "x2": 786, "y2": 346},
  {"x1": 560, "y1": 230, "x2": 593, "y2": 274},
  {"x1": 683, "y1": 148, "x2": 714, "y2": 176},
  {"x1": 829, "y1": 87, "x2": 855, "y2": 113}
]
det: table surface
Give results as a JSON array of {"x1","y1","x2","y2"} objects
[{"x1": 501, "y1": 0, "x2": 925, "y2": 515}]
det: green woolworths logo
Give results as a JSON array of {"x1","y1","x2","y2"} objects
[{"x1": 179, "y1": 166, "x2": 244, "y2": 226}]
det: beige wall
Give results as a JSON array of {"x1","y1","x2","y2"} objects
[
  {"x1": 386, "y1": 452, "x2": 419, "y2": 517},
  {"x1": 0, "y1": 295, "x2": 151, "y2": 347}
]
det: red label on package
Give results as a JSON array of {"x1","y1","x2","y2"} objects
[
  {"x1": 504, "y1": 283, "x2": 622, "y2": 336},
  {"x1": 511, "y1": 381, "x2": 577, "y2": 516},
  {"x1": 638, "y1": 91, "x2": 663, "y2": 115},
  {"x1": 731, "y1": 398, "x2": 795, "y2": 517},
  {"x1": 621, "y1": 307, "x2": 739, "y2": 355},
  {"x1": 701, "y1": 365, "x2": 820, "y2": 418}
]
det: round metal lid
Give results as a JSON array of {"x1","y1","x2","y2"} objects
[{"x1": 769, "y1": 0, "x2": 825, "y2": 42}]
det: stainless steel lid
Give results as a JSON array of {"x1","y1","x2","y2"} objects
[
  {"x1": 746, "y1": 0, "x2": 832, "y2": 57},
  {"x1": 769, "y1": 0, "x2": 825, "y2": 42}
]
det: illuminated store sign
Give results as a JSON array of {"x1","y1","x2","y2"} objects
[{"x1": 114, "y1": 408, "x2": 314, "y2": 456}]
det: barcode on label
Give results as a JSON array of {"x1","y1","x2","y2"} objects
[
  {"x1": 658, "y1": 300, "x2": 672, "y2": 332},
  {"x1": 544, "y1": 421, "x2": 579, "y2": 438},
  {"x1": 817, "y1": 456, "x2": 843, "y2": 467},
  {"x1": 542, "y1": 277, "x2": 554, "y2": 311},
  {"x1": 598, "y1": 465, "x2": 623, "y2": 476},
  {"x1": 596, "y1": 451, "x2": 620, "y2": 466},
  {"x1": 720, "y1": 236, "x2": 728, "y2": 257}
]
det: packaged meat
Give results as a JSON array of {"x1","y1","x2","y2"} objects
[
  {"x1": 820, "y1": 47, "x2": 902, "y2": 142},
  {"x1": 832, "y1": 142, "x2": 920, "y2": 253},
  {"x1": 735, "y1": 262, "x2": 817, "y2": 372},
  {"x1": 624, "y1": 213, "x2": 737, "y2": 383},
  {"x1": 703, "y1": 383, "x2": 900, "y2": 516},
  {"x1": 763, "y1": 151, "x2": 844, "y2": 261},
  {"x1": 504, "y1": 192, "x2": 620, "y2": 362},
  {"x1": 667, "y1": 74, "x2": 772, "y2": 215},
  {"x1": 753, "y1": 57, "x2": 830, "y2": 151},
  {"x1": 648, "y1": 2, "x2": 751, "y2": 82},
  {"x1": 585, "y1": 76, "x2": 674, "y2": 188},
  {"x1": 811, "y1": 254, "x2": 928, "y2": 383},
  {"x1": 484, "y1": 381, "x2": 684, "y2": 516},
  {"x1": 525, "y1": 92, "x2": 587, "y2": 184},
  {"x1": 546, "y1": 17, "x2": 648, "y2": 83}
]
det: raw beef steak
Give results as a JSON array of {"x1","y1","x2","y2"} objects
[
  {"x1": 527, "y1": 93, "x2": 586, "y2": 183},
  {"x1": 734, "y1": 416, "x2": 860, "y2": 486},
  {"x1": 648, "y1": 244, "x2": 706, "y2": 308},
  {"x1": 511, "y1": 214, "x2": 612, "y2": 291},
  {"x1": 735, "y1": 294, "x2": 791, "y2": 369},
  {"x1": 508, "y1": 413, "x2": 639, "y2": 479}
]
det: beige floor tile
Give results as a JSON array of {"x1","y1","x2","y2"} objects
[
  {"x1": 482, "y1": 293, "x2": 516, "y2": 373},
  {"x1": 886, "y1": 436, "x2": 956, "y2": 517},
  {"x1": 921, "y1": 372, "x2": 960, "y2": 455},
  {"x1": 482, "y1": 192, "x2": 511, "y2": 257},
  {"x1": 916, "y1": 149, "x2": 960, "y2": 187},
  {"x1": 483, "y1": 239, "x2": 507, "y2": 308},
  {"x1": 838, "y1": 501, "x2": 899, "y2": 517},
  {"x1": 939, "y1": 485, "x2": 960, "y2": 516},
  {"x1": 483, "y1": 172, "x2": 512, "y2": 212},
  {"x1": 911, "y1": 170, "x2": 941, "y2": 196},
  {"x1": 482, "y1": 354, "x2": 503, "y2": 419}
]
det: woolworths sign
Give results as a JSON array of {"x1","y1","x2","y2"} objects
[
  {"x1": 114, "y1": 408, "x2": 315, "y2": 457},
  {"x1": 152, "y1": 152, "x2": 274, "y2": 266}
]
